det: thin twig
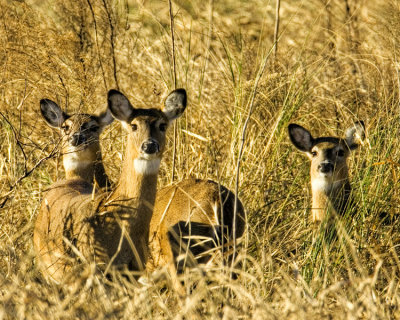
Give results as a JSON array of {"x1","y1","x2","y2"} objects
[
  {"x1": 172, "y1": 123, "x2": 178, "y2": 182},
  {"x1": 198, "y1": 0, "x2": 214, "y2": 101},
  {"x1": 169, "y1": 0, "x2": 178, "y2": 182},
  {"x1": 0, "y1": 112, "x2": 61, "y2": 208},
  {"x1": 168, "y1": 0, "x2": 177, "y2": 89},
  {"x1": 0, "y1": 149, "x2": 58, "y2": 208},
  {"x1": 86, "y1": 0, "x2": 108, "y2": 91},
  {"x1": 102, "y1": 0, "x2": 119, "y2": 90},
  {"x1": 273, "y1": 0, "x2": 281, "y2": 60},
  {"x1": 57, "y1": 74, "x2": 70, "y2": 112},
  {"x1": 0, "y1": 112, "x2": 27, "y2": 173}
]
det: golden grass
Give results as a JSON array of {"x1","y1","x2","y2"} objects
[{"x1": 1, "y1": 0, "x2": 400, "y2": 318}]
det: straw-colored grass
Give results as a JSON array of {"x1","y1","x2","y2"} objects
[{"x1": 1, "y1": 0, "x2": 400, "y2": 318}]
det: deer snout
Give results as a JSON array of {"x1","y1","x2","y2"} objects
[
  {"x1": 141, "y1": 139, "x2": 160, "y2": 155},
  {"x1": 318, "y1": 162, "x2": 334, "y2": 174},
  {"x1": 70, "y1": 133, "x2": 85, "y2": 147}
]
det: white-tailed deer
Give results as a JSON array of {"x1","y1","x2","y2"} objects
[
  {"x1": 288, "y1": 121, "x2": 365, "y2": 222},
  {"x1": 33, "y1": 89, "x2": 187, "y2": 283},
  {"x1": 40, "y1": 99, "x2": 114, "y2": 188},
  {"x1": 148, "y1": 178, "x2": 246, "y2": 275},
  {"x1": 40, "y1": 99, "x2": 246, "y2": 281}
]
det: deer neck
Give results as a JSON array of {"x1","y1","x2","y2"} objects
[
  {"x1": 70, "y1": 135, "x2": 160, "y2": 272},
  {"x1": 311, "y1": 176, "x2": 350, "y2": 222},
  {"x1": 110, "y1": 134, "x2": 160, "y2": 215},
  {"x1": 64, "y1": 147, "x2": 110, "y2": 188},
  {"x1": 93, "y1": 157, "x2": 112, "y2": 188}
]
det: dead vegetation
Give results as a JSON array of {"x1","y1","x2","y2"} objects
[{"x1": 1, "y1": 0, "x2": 400, "y2": 318}]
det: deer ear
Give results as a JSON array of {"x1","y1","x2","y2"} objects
[
  {"x1": 40, "y1": 99, "x2": 69, "y2": 128},
  {"x1": 288, "y1": 123, "x2": 314, "y2": 152},
  {"x1": 96, "y1": 107, "x2": 114, "y2": 127},
  {"x1": 163, "y1": 88, "x2": 187, "y2": 121},
  {"x1": 107, "y1": 90, "x2": 135, "y2": 122},
  {"x1": 345, "y1": 121, "x2": 365, "y2": 150}
]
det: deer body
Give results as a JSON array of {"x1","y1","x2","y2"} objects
[
  {"x1": 147, "y1": 178, "x2": 246, "y2": 273},
  {"x1": 288, "y1": 122, "x2": 364, "y2": 222},
  {"x1": 63, "y1": 144, "x2": 109, "y2": 187},
  {"x1": 34, "y1": 89, "x2": 187, "y2": 283},
  {"x1": 38, "y1": 96, "x2": 245, "y2": 280}
]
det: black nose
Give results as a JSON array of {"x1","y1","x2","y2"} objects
[
  {"x1": 70, "y1": 133, "x2": 85, "y2": 147},
  {"x1": 141, "y1": 140, "x2": 159, "y2": 154},
  {"x1": 318, "y1": 162, "x2": 334, "y2": 173}
]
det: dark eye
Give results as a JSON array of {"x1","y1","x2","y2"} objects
[
  {"x1": 131, "y1": 123, "x2": 138, "y2": 131},
  {"x1": 62, "y1": 125, "x2": 70, "y2": 133},
  {"x1": 90, "y1": 125, "x2": 99, "y2": 132},
  {"x1": 311, "y1": 151, "x2": 317, "y2": 157},
  {"x1": 337, "y1": 150, "x2": 345, "y2": 157},
  {"x1": 159, "y1": 123, "x2": 167, "y2": 132}
]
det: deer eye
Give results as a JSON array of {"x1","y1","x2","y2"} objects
[
  {"x1": 337, "y1": 149, "x2": 345, "y2": 157},
  {"x1": 311, "y1": 151, "x2": 317, "y2": 157},
  {"x1": 131, "y1": 123, "x2": 138, "y2": 131},
  {"x1": 62, "y1": 125, "x2": 70, "y2": 133},
  {"x1": 159, "y1": 123, "x2": 167, "y2": 132},
  {"x1": 90, "y1": 125, "x2": 99, "y2": 132}
]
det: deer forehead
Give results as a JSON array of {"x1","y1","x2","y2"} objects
[
  {"x1": 130, "y1": 107, "x2": 168, "y2": 122},
  {"x1": 311, "y1": 141, "x2": 347, "y2": 157},
  {"x1": 130, "y1": 115, "x2": 167, "y2": 125},
  {"x1": 121, "y1": 116, "x2": 166, "y2": 131},
  {"x1": 64, "y1": 114, "x2": 99, "y2": 132},
  {"x1": 121, "y1": 108, "x2": 169, "y2": 131}
]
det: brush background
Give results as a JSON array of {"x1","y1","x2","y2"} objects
[{"x1": 0, "y1": 0, "x2": 400, "y2": 318}]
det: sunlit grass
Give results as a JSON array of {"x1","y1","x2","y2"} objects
[{"x1": 0, "y1": 0, "x2": 400, "y2": 318}]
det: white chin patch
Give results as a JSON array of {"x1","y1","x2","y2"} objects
[
  {"x1": 312, "y1": 177, "x2": 331, "y2": 192},
  {"x1": 134, "y1": 158, "x2": 161, "y2": 175},
  {"x1": 312, "y1": 176, "x2": 342, "y2": 193},
  {"x1": 318, "y1": 170, "x2": 333, "y2": 177},
  {"x1": 63, "y1": 158, "x2": 92, "y2": 172}
]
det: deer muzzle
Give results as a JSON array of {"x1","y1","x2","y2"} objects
[
  {"x1": 318, "y1": 161, "x2": 334, "y2": 174},
  {"x1": 141, "y1": 139, "x2": 160, "y2": 155}
]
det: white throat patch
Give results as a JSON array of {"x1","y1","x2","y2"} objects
[
  {"x1": 312, "y1": 177, "x2": 331, "y2": 193},
  {"x1": 312, "y1": 177, "x2": 342, "y2": 193},
  {"x1": 63, "y1": 158, "x2": 92, "y2": 172},
  {"x1": 134, "y1": 158, "x2": 161, "y2": 175}
]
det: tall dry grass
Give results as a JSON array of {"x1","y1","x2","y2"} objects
[{"x1": 1, "y1": 0, "x2": 400, "y2": 318}]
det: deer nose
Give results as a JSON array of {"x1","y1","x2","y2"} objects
[
  {"x1": 141, "y1": 140, "x2": 160, "y2": 154},
  {"x1": 318, "y1": 162, "x2": 334, "y2": 173},
  {"x1": 70, "y1": 133, "x2": 85, "y2": 147}
]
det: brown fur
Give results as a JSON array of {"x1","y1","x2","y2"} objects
[
  {"x1": 288, "y1": 122, "x2": 364, "y2": 222},
  {"x1": 34, "y1": 89, "x2": 185, "y2": 283},
  {"x1": 147, "y1": 178, "x2": 246, "y2": 272},
  {"x1": 38, "y1": 93, "x2": 245, "y2": 284},
  {"x1": 60, "y1": 114, "x2": 112, "y2": 188},
  {"x1": 39, "y1": 98, "x2": 114, "y2": 188},
  {"x1": 309, "y1": 141, "x2": 352, "y2": 221}
]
